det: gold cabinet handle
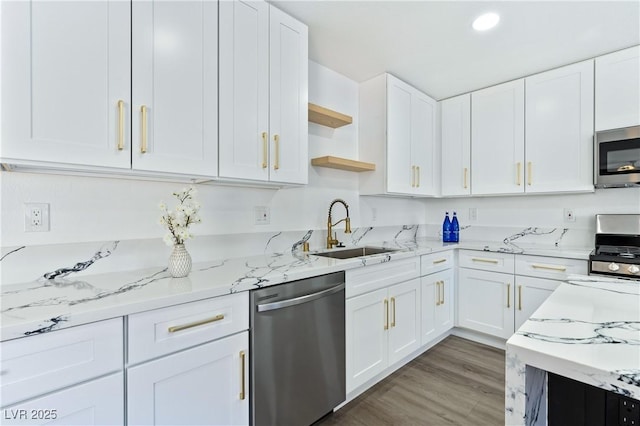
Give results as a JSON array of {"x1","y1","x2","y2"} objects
[
  {"x1": 516, "y1": 162, "x2": 521, "y2": 186},
  {"x1": 384, "y1": 298, "x2": 389, "y2": 330},
  {"x1": 390, "y1": 297, "x2": 396, "y2": 328},
  {"x1": 463, "y1": 168, "x2": 468, "y2": 189},
  {"x1": 471, "y1": 257, "x2": 499, "y2": 264},
  {"x1": 411, "y1": 165, "x2": 416, "y2": 187},
  {"x1": 435, "y1": 282, "x2": 440, "y2": 306},
  {"x1": 239, "y1": 351, "x2": 246, "y2": 400},
  {"x1": 273, "y1": 134, "x2": 280, "y2": 170},
  {"x1": 518, "y1": 285, "x2": 522, "y2": 311},
  {"x1": 531, "y1": 264, "x2": 567, "y2": 272},
  {"x1": 416, "y1": 166, "x2": 420, "y2": 187},
  {"x1": 507, "y1": 284, "x2": 511, "y2": 308},
  {"x1": 527, "y1": 162, "x2": 532, "y2": 186},
  {"x1": 117, "y1": 100, "x2": 125, "y2": 151},
  {"x1": 440, "y1": 281, "x2": 445, "y2": 305},
  {"x1": 167, "y1": 314, "x2": 225, "y2": 333},
  {"x1": 261, "y1": 132, "x2": 268, "y2": 169},
  {"x1": 433, "y1": 258, "x2": 447, "y2": 264},
  {"x1": 140, "y1": 105, "x2": 148, "y2": 154}
]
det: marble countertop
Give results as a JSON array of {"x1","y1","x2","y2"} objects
[
  {"x1": 506, "y1": 275, "x2": 640, "y2": 423},
  {"x1": 0, "y1": 238, "x2": 593, "y2": 342}
]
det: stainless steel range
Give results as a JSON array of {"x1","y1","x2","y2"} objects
[{"x1": 589, "y1": 214, "x2": 640, "y2": 279}]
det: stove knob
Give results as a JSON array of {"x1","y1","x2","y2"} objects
[
  {"x1": 608, "y1": 263, "x2": 620, "y2": 272},
  {"x1": 628, "y1": 265, "x2": 640, "y2": 274}
]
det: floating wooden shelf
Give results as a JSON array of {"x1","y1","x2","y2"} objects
[
  {"x1": 311, "y1": 156, "x2": 375, "y2": 172},
  {"x1": 308, "y1": 103, "x2": 353, "y2": 128}
]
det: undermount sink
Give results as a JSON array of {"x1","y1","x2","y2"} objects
[{"x1": 313, "y1": 246, "x2": 398, "y2": 260}]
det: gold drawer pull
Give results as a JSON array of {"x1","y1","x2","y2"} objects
[
  {"x1": 261, "y1": 132, "x2": 268, "y2": 169},
  {"x1": 140, "y1": 105, "x2": 148, "y2": 153},
  {"x1": 532, "y1": 264, "x2": 567, "y2": 272},
  {"x1": 117, "y1": 100, "x2": 125, "y2": 150},
  {"x1": 435, "y1": 282, "x2": 441, "y2": 306},
  {"x1": 273, "y1": 134, "x2": 280, "y2": 170},
  {"x1": 518, "y1": 285, "x2": 522, "y2": 311},
  {"x1": 416, "y1": 166, "x2": 420, "y2": 187},
  {"x1": 527, "y1": 162, "x2": 532, "y2": 186},
  {"x1": 433, "y1": 258, "x2": 447, "y2": 264},
  {"x1": 471, "y1": 257, "x2": 499, "y2": 264},
  {"x1": 440, "y1": 281, "x2": 445, "y2": 305},
  {"x1": 507, "y1": 283, "x2": 511, "y2": 308},
  {"x1": 411, "y1": 165, "x2": 416, "y2": 187},
  {"x1": 463, "y1": 167, "x2": 468, "y2": 189},
  {"x1": 390, "y1": 297, "x2": 396, "y2": 328},
  {"x1": 168, "y1": 314, "x2": 225, "y2": 333},
  {"x1": 239, "y1": 350, "x2": 246, "y2": 400},
  {"x1": 384, "y1": 299, "x2": 389, "y2": 330},
  {"x1": 516, "y1": 162, "x2": 521, "y2": 186}
]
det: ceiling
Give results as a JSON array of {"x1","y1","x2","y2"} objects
[{"x1": 271, "y1": 1, "x2": 640, "y2": 100}]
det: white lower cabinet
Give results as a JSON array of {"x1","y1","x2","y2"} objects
[
  {"x1": 2, "y1": 373, "x2": 123, "y2": 426},
  {"x1": 421, "y1": 269, "x2": 454, "y2": 345},
  {"x1": 346, "y1": 279, "x2": 420, "y2": 393},
  {"x1": 127, "y1": 331, "x2": 249, "y2": 426},
  {"x1": 514, "y1": 276, "x2": 561, "y2": 330},
  {"x1": 458, "y1": 268, "x2": 515, "y2": 339}
]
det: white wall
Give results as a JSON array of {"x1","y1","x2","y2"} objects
[{"x1": 0, "y1": 61, "x2": 428, "y2": 248}]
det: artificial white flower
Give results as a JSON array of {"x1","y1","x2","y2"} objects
[{"x1": 158, "y1": 186, "x2": 202, "y2": 246}]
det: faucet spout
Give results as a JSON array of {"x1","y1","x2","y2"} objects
[{"x1": 327, "y1": 199, "x2": 352, "y2": 249}]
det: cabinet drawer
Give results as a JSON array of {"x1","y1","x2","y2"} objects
[
  {"x1": 128, "y1": 292, "x2": 248, "y2": 364},
  {"x1": 421, "y1": 251, "x2": 454, "y2": 275},
  {"x1": 515, "y1": 255, "x2": 587, "y2": 280},
  {"x1": 1, "y1": 318, "x2": 123, "y2": 407},
  {"x1": 458, "y1": 250, "x2": 515, "y2": 274},
  {"x1": 346, "y1": 257, "x2": 420, "y2": 298}
]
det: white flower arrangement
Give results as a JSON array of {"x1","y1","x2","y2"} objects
[{"x1": 159, "y1": 186, "x2": 202, "y2": 246}]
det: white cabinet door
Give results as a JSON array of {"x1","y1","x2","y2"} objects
[
  {"x1": 514, "y1": 276, "x2": 560, "y2": 331},
  {"x1": 458, "y1": 268, "x2": 514, "y2": 339},
  {"x1": 420, "y1": 275, "x2": 438, "y2": 345},
  {"x1": 268, "y1": 6, "x2": 308, "y2": 184},
  {"x1": 596, "y1": 46, "x2": 640, "y2": 131},
  {"x1": 386, "y1": 76, "x2": 414, "y2": 194},
  {"x1": 1, "y1": 1, "x2": 130, "y2": 168},
  {"x1": 412, "y1": 92, "x2": 439, "y2": 196},
  {"x1": 471, "y1": 79, "x2": 525, "y2": 195},
  {"x1": 219, "y1": 0, "x2": 270, "y2": 181},
  {"x1": 525, "y1": 60, "x2": 594, "y2": 193},
  {"x1": 128, "y1": 331, "x2": 249, "y2": 426},
  {"x1": 3, "y1": 373, "x2": 123, "y2": 426},
  {"x1": 131, "y1": 0, "x2": 218, "y2": 177},
  {"x1": 387, "y1": 279, "x2": 421, "y2": 365},
  {"x1": 346, "y1": 288, "x2": 388, "y2": 393},
  {"x1": 441, "y1": 94, "x2": 471, "y2": 196},
  {"x1": 435, "y1": 269, "x2": 454, "y2": 335}
]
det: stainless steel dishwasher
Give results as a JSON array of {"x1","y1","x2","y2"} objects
[{"x1": 250, "y1": 271, "x2": 345, "y2": 426}]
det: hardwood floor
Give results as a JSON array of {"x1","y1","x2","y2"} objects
[{"x1": 317, "y1": 336, "x2": 505, "y2": 426}]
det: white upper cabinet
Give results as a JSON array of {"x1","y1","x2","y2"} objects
[
  {"x1": 471, "y1": 79, "x2": 525, "y2": 195},
  {"x1": 441, "y1": 94, "x2": 471, "y2": 196},
  {"x1": 360, "y1": 74, "x2": 439, "y2": 197},
  {"x1": 1, "y1": 0, "x2": 131, "y2": 168},
  {"x1": 525, "y1": 60, "x2": 594, "y2": 193},
  {"x1": 219, "y1": 0, "x2": 308, "y2": 185},
  {"x1": 595, "y1": 45, "x2": 640, "y2": 131},
  {"x1": 132, "y1": 0, "x2": 218, "y2": 178}
]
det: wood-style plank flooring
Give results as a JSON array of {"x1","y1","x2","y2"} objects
[{"x1": 316, "y1": 336, "x2": 505, "y2": 426}]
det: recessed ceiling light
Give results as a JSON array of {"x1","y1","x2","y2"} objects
[{"x1": 473, "y1": 13, "x2": 500, "y2": 31}]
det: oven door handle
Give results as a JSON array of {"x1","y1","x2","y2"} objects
[{"x1": 256, "y1": 283, "x2": 345, "y2": 312}]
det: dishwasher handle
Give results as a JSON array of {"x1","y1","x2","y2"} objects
[{"x1": 256, "y1": 283, "x2": 345, "y2": 312}]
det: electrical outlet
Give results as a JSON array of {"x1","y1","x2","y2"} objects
[
  {"x1": 254, "y1": 206, "x2": 270, "y2": 225},
  {"x1": 469, "y1": 208, "x2": 477, "y2": 221},
  {"x1": 564, "y1": 208, "x2": 576, "y2": 223},
  {"x1": 25, "y1": 203, "x2": 50, "y2": 232}
]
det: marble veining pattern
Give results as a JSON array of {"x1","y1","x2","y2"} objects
[
  {"x1": 43, "y1": 241, "x2": 119, "y2": 279},
  {"x1": 0, "y1": 246, "x2": 26, "y2": 262},
  {"x1": 507, "y1": 274, "x2": 640, "y2": 425}
]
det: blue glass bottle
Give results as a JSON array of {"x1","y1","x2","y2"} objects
[
  {"x1": 443, "y1": 212, "x2": 451, "y2": 243},
  {"x1": 452, "y1": 211, "x2": 460, "y2": 243}
]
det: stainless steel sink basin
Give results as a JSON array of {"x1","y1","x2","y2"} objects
[{"x1": 312, "y1": 246, "x2": 397, "y2": 259}]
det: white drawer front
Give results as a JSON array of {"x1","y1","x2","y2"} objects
[
  {"x1": 515, "y1": 255, "x2": 587, "y2": 280},
  {"x1": 459, "y1": 250, "x2": 515, "y2": 274},
  {"x1": 346, "y1": 257, "x2": 420, "y2": 298},
  {"x1": 128, "y1": 292, "x2": 248, "y2": 364},
  {"x1": 421, "y1": 251, "x2": 454, "y2": 276},
  {"x1": 1, "y1": 318, "x2": 123, "y2": 407}
]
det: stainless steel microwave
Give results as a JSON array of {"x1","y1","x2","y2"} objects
[{"x1": 595, "y1": 125, "x2": 640, "y2": 188}]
